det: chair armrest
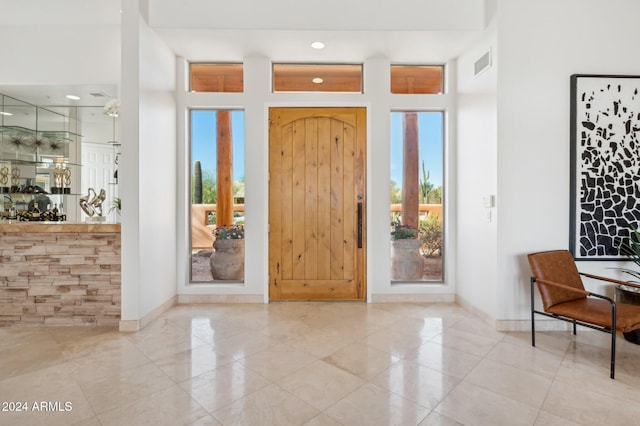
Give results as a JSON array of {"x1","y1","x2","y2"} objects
[
  {"x1": 587, "y1": 291, "x2": 615, "y2": 304},
  {"x1": 533, "y1": 277, "x2": 590, "y2": 297},
  {"x1": 534, "y1": 277, "x2": 615, "y2": 304},
  {"x1": 580, "y1": 272, "x2": 640, "y2": 289}
]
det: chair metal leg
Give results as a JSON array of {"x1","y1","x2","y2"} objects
[
  {"x1": 611, "y1": 303, "x2": 617, "y2": 379},
  {"x1": 611, "y1": 330, "x2": 616, "y2": 379},
  {"x1": 573, "y1": 320, "x2": 577, "y2": 335},
  {"x1": 530, "y1": 277, "x2": 536, "y2": 347}
]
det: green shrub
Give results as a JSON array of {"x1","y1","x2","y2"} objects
[
  {"x1": 391, "y1": 218, "x2": 418, "y2": 240},
  {"x1": 419, "y1": 214, "x2": 442, "y2": 256},
  {"x1": 213, "y1": 224, "x2": 245, "y2": 240}
]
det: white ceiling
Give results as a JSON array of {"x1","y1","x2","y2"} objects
[
  {"x1": 148, "y1": 0, "x2": 486, "y2": 32},
  {"x1": 154, "y1": 28, "x2": 484, "y2": 64},
  {"x1": 150, "y1": 0, "x2": 488, "y2": 63}
]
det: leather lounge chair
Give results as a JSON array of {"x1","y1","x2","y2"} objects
[{"x1": 527, "y1": 249, "x2": 640, "y2": 379}]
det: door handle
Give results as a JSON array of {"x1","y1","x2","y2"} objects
[{"x1": 357, "y1": 201, "x2": 363, "y2": 248}]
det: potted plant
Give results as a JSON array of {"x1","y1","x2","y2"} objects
[
  {"x1": 109, "y1": 197, "x2": 121, "y2": 215},
  {"x1": 210, "y1": 224, "x2": 245, "y2": 280},
  {"x1": 616, "y1": 229, "x2": 640, "y2": 279},
  {"x1": 391, "y1": 220, "x2": 423, "y2": 280},
  {"x1": 613, "y1": 229, "x2": 640, "y2": 344},
  {"x1": 614, "y1": 229, "x2": 640, "y2": 302}
]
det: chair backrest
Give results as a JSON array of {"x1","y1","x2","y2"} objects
[{"x1": 527, "y1": 250, "x2": 587, "y2": 310}]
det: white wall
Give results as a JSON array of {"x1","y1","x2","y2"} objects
[
  {"x1": 138, "y1": 19, "x2": 177, "y2": 316},
  {"x1": 456, "y1": 21, "x2": 498, "y2": 320},
  {"x1": 0, "y1": 27, "x2": 119, "y2": 85},
  {"x1": 120, "y1": 0, "x2": 142, "y2": 322},
  {"x1": 496, "y1": 0, "x2": 640, "y2": 324},
  {"x1": 120, "y1": 0, "x2": 177, "y2": 323},
  {"x1": 0, "y1": 1, "x2": 120, "y2": 27}
]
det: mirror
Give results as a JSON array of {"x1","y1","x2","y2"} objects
[
  {"x1": 0, "y1": 92, "x2": 119, "y2": 222},
  {"x1": 0, "y1": 95, "x2": 37, "y2": 161}
]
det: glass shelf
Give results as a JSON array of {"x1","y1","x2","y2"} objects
[
  {"x1": 0, "y1": 158, "x2": 82, "y2": 168},
  {"x1": 5, "y1": 192, "x2": 80, "y2": 196},
  {"x1": 0, "y1": 126, "x2": 80, "y2": 142}
]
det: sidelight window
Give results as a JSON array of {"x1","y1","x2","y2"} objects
[
  {"x1": 190, "y1": 109, "x2": 245, "y2": 282},
  {"x1": 390, "y1": 111, "x2": 444, "y2": 282}
]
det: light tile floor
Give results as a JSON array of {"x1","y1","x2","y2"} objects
[{"x1": 1, "y1": 302, "x2": 640, "y2": 426}]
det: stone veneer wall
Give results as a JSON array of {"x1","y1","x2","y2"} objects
[{"x1": 0, "y1": 227, "x2": 121, "y2": 326}]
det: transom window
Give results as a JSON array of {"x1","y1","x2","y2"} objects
[
  {"x1": 272, "y1": 63, "x2": 363, "y2": 93},
  {"x1": 390, "y1": 65, "x2": 444, "y2": 94},
  {"x1": 190, "y1": 63, "x2": 244, "y2": 93}
]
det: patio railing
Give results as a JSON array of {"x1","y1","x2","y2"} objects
[{"x1": 191, "y1": 203, "x2": 442, "y2": 250}]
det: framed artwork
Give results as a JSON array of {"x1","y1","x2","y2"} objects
[{"x1": 570, "y1": 74, "x2": 640, "y2": 260}]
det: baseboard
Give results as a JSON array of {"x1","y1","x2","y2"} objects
[
  {"x1": 118, "y1": 320, "x2": 140, "y2": 332},
  {"x1": 370, "y1": 293, "x2": 455, "y2": 303},
  {"x1": 119, "y1": 295, "x2": 178, "y2": 332},
  {"x1": 178, "y1": 294, "x2": 264, "y2": 304},
  {"x1": 455, "y1": 294, "x2": 496, "y2": 328},
  {"x1": 454, "y1": 294, "x2": 577, "y2": 332}
]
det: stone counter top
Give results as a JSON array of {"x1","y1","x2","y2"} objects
[{"x1": 0, "y1": 221, "x2": 121, "y2": 233}]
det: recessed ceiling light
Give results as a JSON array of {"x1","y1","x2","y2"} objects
[
  {"x1": 66, "y1": 94, "x2": 81, "y2": 100},
  {"x1": 0, "y1": 111, "x2": 12, "y2": 116},
  {"x1": 311, "y1": 41, "x2": 325, "y2": 50},
  {"x1": 312, "y1": 77, "x2": 324, "y2": 84}
]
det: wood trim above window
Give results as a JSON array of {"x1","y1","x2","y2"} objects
[
  {"x1": 190, "y1": 63, "x2": 243, "y2": 93},
  {"x1": 391, "y1": 65, "x2": 444, "y2": 94},
  {"x1": 273, "y1": 64, "x2": 363, "y2": 93}
]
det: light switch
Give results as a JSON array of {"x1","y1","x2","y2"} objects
[{"x1": 482, "y1": 195, "x2": 495, "y2": 208}]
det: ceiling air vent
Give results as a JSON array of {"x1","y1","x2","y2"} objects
[
  {"x1": 89, "y1": 92, "x2": 108, "y2": 98},
  {"x1": 474, "y1": 50, "x2": 491, "y2": 77}
]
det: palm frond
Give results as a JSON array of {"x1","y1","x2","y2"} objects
[
  {"x1": 613, "y1": 268, "x2": 640, "y2": 282},
  {"x1": 613, "y1": 228, "x2": 640, "y2": 281}
]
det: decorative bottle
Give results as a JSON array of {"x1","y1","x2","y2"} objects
[{"x1": 31, "y1": 203, "x2": 41, "y2": 220}]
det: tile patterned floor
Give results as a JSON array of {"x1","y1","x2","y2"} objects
[{"x1": 1, "y1": 302, "x2": 639, "y2": 426}]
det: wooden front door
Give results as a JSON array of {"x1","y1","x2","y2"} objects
[{"x1": 269, "y1": 107, "x2": 366, "y2": 300}]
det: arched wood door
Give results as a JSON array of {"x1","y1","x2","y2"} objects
[{"x1": 269, "y1": 107, "x2": 366, "y2": 300}]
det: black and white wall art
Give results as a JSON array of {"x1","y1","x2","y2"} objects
[{"x1": 570, "y1": 74, "x2": 640, "y2": 260}]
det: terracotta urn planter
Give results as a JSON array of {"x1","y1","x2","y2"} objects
[
  {"x1": 210, "y1": 239, "x2": 244, "y2": 280},
  {"x1": 391, "y1": 238, "x2": 423, "y2": 280}
]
